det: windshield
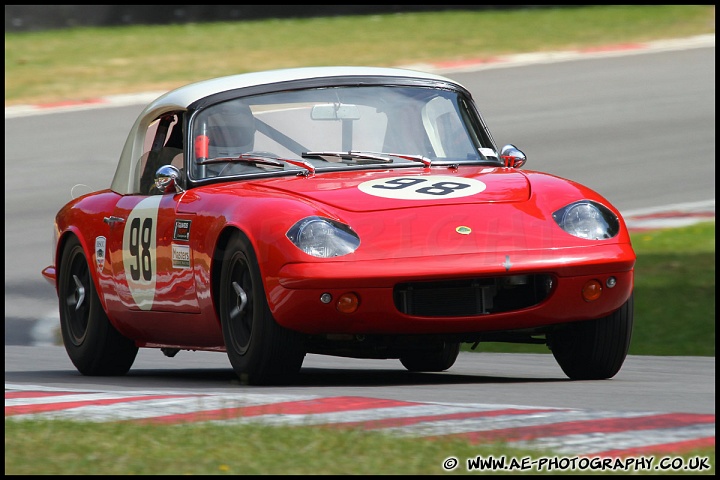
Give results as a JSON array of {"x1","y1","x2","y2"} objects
[{"x1": 188, "y1": 85, "x2": 500, "y2": 181}]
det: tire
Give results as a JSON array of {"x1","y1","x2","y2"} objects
[
  {"x1": 219, "y1": 233, "x2": 305, "y2": 385},
  {"x1": 548, "y1": 293, "x2": 634, "y2": 380},
  {"x1": 400, "y1": 341, "x2": 461, "y2": 372},
  {"x1": 58, "y1": 236, "x2": 138, "y2": 375}
]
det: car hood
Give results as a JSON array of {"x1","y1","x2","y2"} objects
[
  {"x1": 257, "y1": 167, "x2": 529, "y2": 212},
  {"x1": 185, "y1": 166, "x2": 630, "y2": 266}
]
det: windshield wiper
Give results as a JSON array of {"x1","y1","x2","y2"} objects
[
  {"x1": 198, "y1": 153, "x2": 315, "y2": 175},
  {"x1": 382, "y1": 152, "x2": 433, "y2": 167},
  {"x1": 302, "y1": 151, "x2": 393, "y2": 164},
  {"x1": 302, "y1": 150, "x2": 432, "y2": 167}
]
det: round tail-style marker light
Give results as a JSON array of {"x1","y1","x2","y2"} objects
[
  {"x1": 336, "y1": 293, "x2": 359, "y2": 313},
  {"x1": 582, "y1": 280, "x2": 602, "y2": 302}
]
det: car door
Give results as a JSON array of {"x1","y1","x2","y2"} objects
[{"x1": 106, "y1": 193, "x2": 200, "y2": 313}]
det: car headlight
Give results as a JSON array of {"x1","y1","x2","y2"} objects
[
  {"x1": 552, "y1": 201, "x2": 619, "y2": 240},
  {"x1": 287, "y1": 216, "x2": 360, "y2": 258}
]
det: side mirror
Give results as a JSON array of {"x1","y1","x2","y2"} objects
[
  {"x1": 155, "y1": 165, "x2": 185, "y2": 194},
  {"x1": 500, "y1": 144, "x2": 527, "y2": 168}
]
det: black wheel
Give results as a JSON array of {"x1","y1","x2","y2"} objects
[
  {"x1": 400, "y1": 341, "x2": 461, "y2": 372},
  {"x1": 58, "y1": 236, "x2": 138, "y2": 375},
  {"x1": 548, "y1": 293, "x2": 634, "y2": 380},
  {"x1": 219, "y1": 233, "x2": 305, "y2": 385}
]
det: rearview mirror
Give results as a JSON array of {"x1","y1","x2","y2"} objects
[{"x1": 311, "y1": 103, "x2": 360, "y2": 120}]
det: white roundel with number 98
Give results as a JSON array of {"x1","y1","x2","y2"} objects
[
  {"x1": 122, "y1": 196, "x2": 160, "y2": 310},
  {"x1": 358, "y1": 175, "x2": 486, "y2": 200}
]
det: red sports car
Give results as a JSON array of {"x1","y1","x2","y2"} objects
[{"x1": 42, "y1": 66, "x2": 635, "y2": 385}]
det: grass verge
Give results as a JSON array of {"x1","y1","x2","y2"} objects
[
  {"x1": 4, "y1": 5, "x2": 715, "y2": 106},
  {"x1": 4, "y1": 418, "x2": 715, "y2": 475}
]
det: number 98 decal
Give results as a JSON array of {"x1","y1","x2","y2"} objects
[
  {"x1": 358, "y1": 175, "x2": 486, "y2": 200},
  {"x1": 122, "y1": 196, "x2": 161, "y2": 310}
]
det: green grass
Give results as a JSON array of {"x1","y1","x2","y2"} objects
[
  {"x1": 4, "y1": 6, "x2": 715, "y2": 475},
  {"x1": 4, "y1": 5, "x2": 715, "y2": 106},
  {"x1": 627, "y1": 223, "x2": 716, "y2": 356},
  {"x1": 4, "y1": 418, "x2": 715, "y2": 475}
]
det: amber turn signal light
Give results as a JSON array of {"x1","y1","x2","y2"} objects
[
  {"x1": 582, "y1": 280, "x2": 602, "y2": 302},
  {"x1": 336, "y1": 293, "x2": 360, "y2": 313}
]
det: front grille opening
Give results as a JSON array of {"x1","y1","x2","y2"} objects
[{"x1": 393, "y1": 274, "x2": 554, "y2": 317}]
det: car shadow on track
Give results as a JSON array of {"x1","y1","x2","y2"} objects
[
  {"x1": 295, "y1": 368, "x2": 567, "y2": 386},
  {"x1": 32, "y1": 366, "x2": 571, "y2": 386},
  {"x1": 7, "y1": 367, "x2": 569, "y2": 390}
]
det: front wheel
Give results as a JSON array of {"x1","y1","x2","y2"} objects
[
  {"x1": 218, "y1": 233, "x2": 305, "y2": 385},
  {"x1": 57, "y1": 236, "x2": 138, "y2": 375},
  {"x1": 548, "y1": 293, "x2": 634, "y2": 380},
  {"x1": 400, "y1": 341, "x2": 461, "y2": 372}
]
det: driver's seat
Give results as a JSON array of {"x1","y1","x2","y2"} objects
[
  {"x1": 205, "y1": 125, "x2": 254, "y2": 156},
  {"x1": 205, "y1": 104, "x2": 256, "y2": 157}
]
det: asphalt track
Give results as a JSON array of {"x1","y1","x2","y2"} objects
[
  {"x1": 5, "y1": 35, "x2": 715, "y2": 466},
  {"x1": 4, "y1": 346, "x2": 716, "y2": 465}
]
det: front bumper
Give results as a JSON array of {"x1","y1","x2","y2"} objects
[{"x1": 267, "y1": 243, "x2": 635, "y2": 335}]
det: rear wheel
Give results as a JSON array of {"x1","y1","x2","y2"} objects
[
  {"x1": 400, "y1": 341, "x2": 460, "y2": 372},
  {"x1": 548, "y1": 293, "x2": 634, "y2": 380},
  {"x1": 219, "y1": 233, "x2": 305, "y2": 385},
  {"x1": 58, "y1": 236, "x2": 138, "y2": 375}
]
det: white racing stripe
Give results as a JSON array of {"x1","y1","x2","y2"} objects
[
  {"x1": 10, "y1": 396, "x2": 262, "y2": 422},
  {"x1": 4, "y1": 392, "x2": 173, "y2": 407},
  {"x1": 382, "y1": 409, "x2": 656, "y2": 438},
  {"x1": 6, "y1": 384, "x2": 319, "y2": 422},
  {"x1": 208, "y1": 403, "x2": 497, "y2": 427}
]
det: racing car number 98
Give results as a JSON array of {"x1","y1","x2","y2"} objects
[
  {"x1": 122, "y1": 196, "x2": 161, "y2": 310},
  {"x1": 358, "y1": 175, "x2": 486, "y2": 200}
]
